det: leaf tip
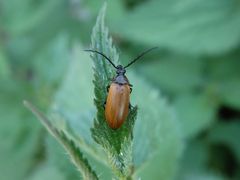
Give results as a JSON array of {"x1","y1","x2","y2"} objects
[
  {"x1": 102, "y1": 2, "x2": 107, "y2": 12},
  {"x1": 96, "y1": 2, "x2": 107, "y2": 25}
]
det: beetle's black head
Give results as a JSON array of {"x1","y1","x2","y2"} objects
[
  {"x1": 113, "y1": 65, "x2": 129, "y2": 84},
  {"x1": 116, "y1": 65, "x2": 126, "y2": 75}
]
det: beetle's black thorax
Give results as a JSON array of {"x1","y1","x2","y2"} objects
[
  {"x1": 112, "y1": 65, "x2": 129, "y2": 85},
  {"x1": 113, "y1": 74, "x2": 129, "y2": 85}
]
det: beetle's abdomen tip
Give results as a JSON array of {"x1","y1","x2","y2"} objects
[{"x1": 107, "y1": 122, "x2": 121, "y2": 130}]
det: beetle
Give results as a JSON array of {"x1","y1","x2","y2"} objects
[{"x1": 85, "y1": 47, "x2": 157, "y2": 129}]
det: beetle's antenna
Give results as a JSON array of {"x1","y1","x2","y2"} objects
[
  {"x1": 84, "y1": 49, "x2": 117, "y2": 69},
  {"x1": 124, "y1": 47, "x2": 158, "y2": 68}
]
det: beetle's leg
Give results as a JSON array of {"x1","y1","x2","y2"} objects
[
  {"x1": 129, "y1": 103, "x2": 133, "y2": 110},
  {"x1": 102, "y1": 101, "x2": 106, "y2": 109},
  {"x1": 106, "y1": 85, "x2": 110, "y2": 92},
  {"x1": 130, "y1": 87, "x2": 132, "y2": 93},
  {"x1": 129, "y1": 83, "x2": 133, "y2": 87}
]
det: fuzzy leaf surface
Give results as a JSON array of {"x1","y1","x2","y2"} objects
[
  {"x1": 128, "y1": 73, "x2": 183, "y2": 180},
  {"x1": 24, "y1": 101, "x2": 98, "y2": 180}
]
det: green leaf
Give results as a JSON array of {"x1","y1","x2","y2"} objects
[
  {"x1": 207, "y1": 53, "x2": 240, "y2": 109},
  {"x1": 27, "y1": 134, "x2": 83, "y2": 180},
  {"x1": 215, "y1": 79, "x2": 240, "y2": 109},
  {"x1": 24, "y1": 101, "x2": 98, "y2": 180},
  {"x1": 207, "y1": 121, "x2": 240, "y2": 162},
  {"x1": 27, "y1": 165, "x2": 66, "y2": 180},
  {"x1": 0, "y1": 84, "x2": 42, "y2": 180},
  {"x1": 129, "y1": 72, "x2": 183, "y2": 180},
  {"x1": 50, "y1": 44, "x2": 101, "y2": 157},
  {"x1": 176, "y1": 141, "x2": 226, "y2": 180},
  {"x1": 1, "y1": 0, "x2": 64, "y2": 35},
  {"x1": 174, "y1": 93, "x2": 218, "y2": 138},
  {"x1": 3, "y1": 0, "x2": 85, "y2": 64},
  {"x1": 88, "y1": 4, "x2": 137, "y2": 178},
  {"x1": 207, "y1": 52, "x2": 240, "y2": 81},
  {"x1": 0, "y1": 47, "x2": 10, "y2": 79},
  {"x1": 32, "y1": 34, "x2": 69, "y2": 87},
  {"x1": 179, "y1": 141, "x2": 209, "y2": 172},
  {"x1": 48, "y1": 43, "x2": 112, "y2": 179},
  {"x1": 180, "y1": 172, "x2": 226, "y2": 180},
  {"x1": 44, "y1": 136, "x2": 81, "y2": 180},
  {"x1": 111, "y1": 0, "x2": 240, "y2": 54},
  {"x1": 138, "y1": 55, "x2": 204, "y2": 93}
]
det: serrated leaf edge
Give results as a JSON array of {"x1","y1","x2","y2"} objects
[{"x1": 23, "y1": 100, "x2": 98, "y2": 180}]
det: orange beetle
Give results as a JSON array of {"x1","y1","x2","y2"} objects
[{"x1": 85, "y1": 47, "x2": 157, "y2": 129}]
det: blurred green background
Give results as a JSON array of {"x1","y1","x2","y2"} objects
[{"x1": 1, "y1": 0, "x2": 240, "y2": 179}]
